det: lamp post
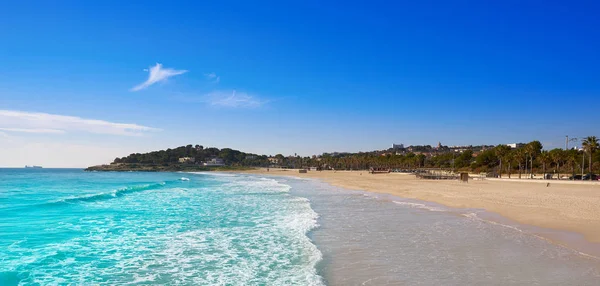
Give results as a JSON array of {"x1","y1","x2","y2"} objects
[
  {"x1": 566, "y1": 136, "x2": 578, "y2": 150},
  {"x1": 525, "y1": 152, "x2": 528, "y2": 179},
  {"x1": 530, "y1": 156, "x2": 534, "y2": 179},
  {"x1": 452, "y1": 152, "x2": 455, "y2": 173}
]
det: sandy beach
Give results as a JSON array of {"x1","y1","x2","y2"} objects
[{"x1": 239, "y1": 168, "x2": 600, "y2": 251}]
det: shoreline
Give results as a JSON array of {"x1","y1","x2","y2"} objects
[{"x1": 231, "y1": 168, "x2": 600, "y2": 258}]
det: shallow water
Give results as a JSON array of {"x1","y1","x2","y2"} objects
[{"x1": 286, "y1": 177, "x2": 600, "y2": 285}]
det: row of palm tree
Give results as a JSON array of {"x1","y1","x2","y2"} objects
[
  {"x1": 479, "y1": 137, "x2": 598, "y2": 179},
  {"x1": 287, "y1": 137, "x2": 599, "y2": 179}
]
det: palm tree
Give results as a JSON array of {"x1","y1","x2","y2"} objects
[
  {"x1": 565, "y1": 149, "x2": 579, "y2": 177},
  {"x1": 538, "y1": 151, "x2": 552, "y2": 179},
  {"x1": 582, "y1": 136, "x2": 599, "y2": 177},
  {"x1": 505, "y1": 151, "x2": 514, "y2": 178},
  {"x1": 514, "y1": 149, "x2": 526, "y2": 179},
  {"x1": 525, "y1": 141, "x2": 543, "y2": 177},
  {"x1": 494, "y1": 145, "x2": 511, "y2": 178},
  {"x1": 549, "y1": 149, "x2": 565, "y2": 180}
]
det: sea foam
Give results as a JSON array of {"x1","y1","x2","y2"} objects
[{"x1": 0, "y1": 169, "x2": 324, "y2": 285}]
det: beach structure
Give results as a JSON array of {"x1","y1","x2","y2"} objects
[
  {"x1": 369, "y1": 167, "x2": 391, "y2": 174},
  {"x1": 415, "y1": 169, "x2": 458, "y2": 180}
]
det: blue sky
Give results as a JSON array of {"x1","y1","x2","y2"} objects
[{"x1": 1, "y1": 1, "x2": 599, "y2": 167}]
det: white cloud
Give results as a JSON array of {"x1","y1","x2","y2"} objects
[
  {"x1": 131, "y1": 63, "x2": 187, "y2": 91},
  {"x1": 204, "y1": 90, "x2": 267, "y2": 108},
  {"x1": 204, "y1": 72, "x2": 220, "y2": 83},
  {"x1": 0, "y1": 128, "x2": 66, "y2": 134},
  {"x1": 0, "y1": 110, "x2": 160, "y2": 136}
]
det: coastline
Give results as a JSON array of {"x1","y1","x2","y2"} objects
[{"x1": 234, "y1": 168, "x2": 600, "y2": 257}]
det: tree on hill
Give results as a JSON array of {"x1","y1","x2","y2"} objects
[{"x1": 110, "y1": 145, "x2": 268, "y2": 167}]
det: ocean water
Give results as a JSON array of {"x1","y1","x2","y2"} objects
[
  {"x1": 0, "y1": 169, "x2": 322, "y2": 285},
  {"x1": 2, "y1": 169, "x2": 600, "y2": 285}
]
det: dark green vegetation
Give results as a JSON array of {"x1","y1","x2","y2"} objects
[
  {"x1": 113, "y1": 145, "x2": 268, "y2": 166},
  {"x1": 86, "y1": 164, "x2": 254, "y2": 172},
  {"x1": 86, "y1": 145, "x2": 267, "y2": 172},
  {"x1": 86, "y1": 137, "x2": 599, "y2": 178}
]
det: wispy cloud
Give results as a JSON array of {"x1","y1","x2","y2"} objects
[
  {"x1": 204, "y1": 90, "x2": 267, "y2": 108},
  {"x1": 0, "y1": 128, "x2": 66, "y2": 134},
  {"x1": 0, "y1": 110, "x2": 160, "y2": 136},
  {"x1": 204, "y1": 72, "x2": 220, "y2": 83},
  {"x1": 131, "y1": 63, "x2": 187, "y2": 91}
]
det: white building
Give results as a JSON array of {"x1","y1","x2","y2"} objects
[
  {"x1": 203, "y1": 158, "x2": 225, "y2": 166},
  {"x1": 505, "y1": 143, "x2": 525, "y2": 149},
  {"x1": 178, "y1": 157, "x2": 195, "y2": 163}
]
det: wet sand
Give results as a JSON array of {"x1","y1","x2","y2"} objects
[
  {"x1": 238, "y1": 169, "x2": 600, "y2": 254},
  {"x1": 284, "y1": 177, "x2": 600, "y2": 285}
]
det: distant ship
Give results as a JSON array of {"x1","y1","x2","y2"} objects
[{"x1": 25, "y1": 165, "x2": 43, "y2": 168}]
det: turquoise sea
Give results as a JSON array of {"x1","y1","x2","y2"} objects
[
  {"x1": 0, "y1": 169, "x2": 322, "y2": 285},
  {"x1": 2, "y1": 169, "x2": 600, "y2": 285}
]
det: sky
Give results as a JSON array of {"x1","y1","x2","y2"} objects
[{"x1": 1, "y1": 1, "x2": 599, "y2": 167}]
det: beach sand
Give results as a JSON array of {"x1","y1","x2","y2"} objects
[{"x1": 239, "y1": 168, "x2": 600, "y2": 252}]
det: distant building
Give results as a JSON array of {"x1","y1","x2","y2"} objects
[
  {"x1": 203, "y1": 157, "x2": 225, "y2": 166},
  {"x1": 268, "y1": 157, "x2": 280, "y2": 164},
  {"x1": 245, "y1": 155, "x2": 257, "y2": 160},
  {"x1": 449, "y1": 146, "x2": 470, "y2": 153},
  {"x1": 178, "y1": 157, "x2": 195, "y2": 164},
  {"x1": 505, "y1": 143, "x2": 525, "y2": 149},
  {"x1": 392, "y1": 143, "x2": 404, "y2": 149}
]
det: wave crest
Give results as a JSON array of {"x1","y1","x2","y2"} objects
[{"x1": 43, "y1": 181, "x2": 172, "y2": 207}]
